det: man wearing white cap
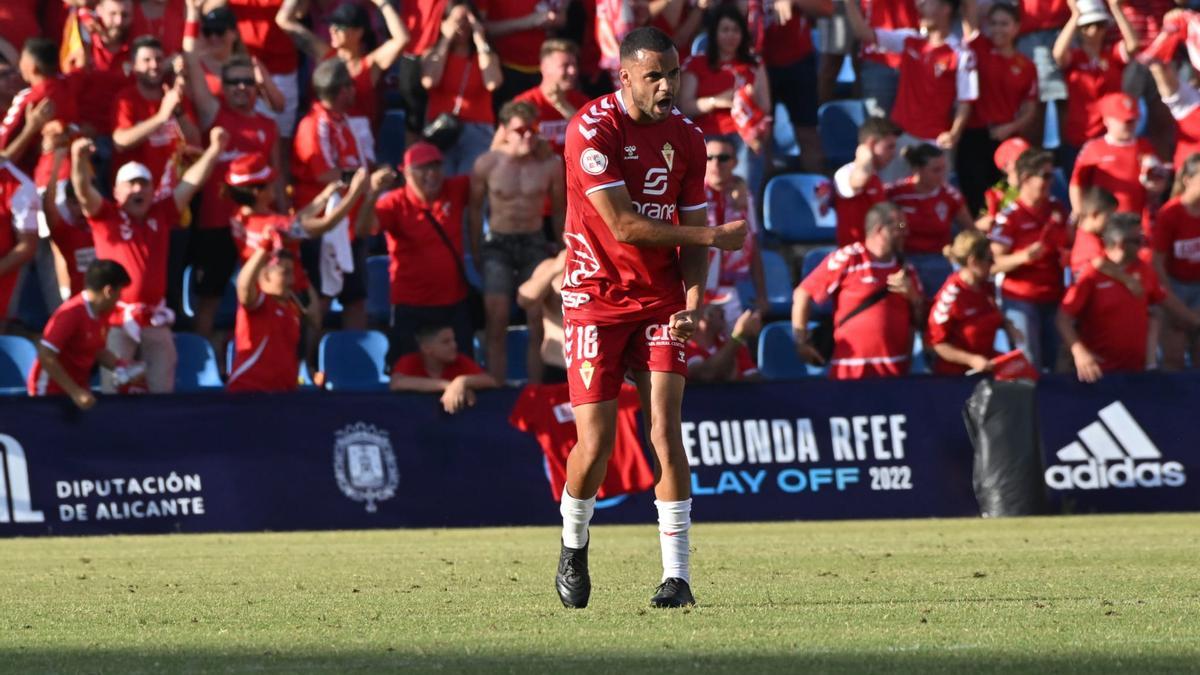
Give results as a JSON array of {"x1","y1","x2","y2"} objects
[{"x1": 70, "y1": 127, "x2": 230, "y2": 393}]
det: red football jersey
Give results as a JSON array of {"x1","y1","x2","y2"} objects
[
  {"x1": 1163, "y1": 78, "x2": 1200, "y2": 172},
  {"x1": 800, "y1": 243, "x2": 921, "y2": 379},
  {"x1": 230, "y1": 211, "x2": 311, "y2": 293},
  {"x1": 292, "y1": 102, "x2": 366, "y2": 211},
  {"x1": 927, "y1": 273, "x2": 1003, "y2": 375},
  {"x1": 227, "y1": 0, "x2": 298, "y2": 75},
  {"x1": 875, "y1": 30, "x2": 978, "y2": 140},
  {"x1": 0, "y1": 162, "x2": 41, "y2": 317},
  {"x1": 989, "y1": 197, "x2": 1070, "y2": 303},
  {"x1": 1070, "y1": 136, "x2": 1156, "y2": 217},
  {"x1": 0, "y1": 78, "x2": 79, "y2": 184},
  {"x1": 886, "y1": 178, "x2": 966, "y2": 254},
  {"x1": 1070, "y1": 229, "x2": 1105, "y2": 278},
  {"x1": 704, "y1": 184, "x2": 758, "y2": 286},
  {"x1": 860, "y1": 0, "x2": 920, "y2": 69},
  {"x1": 391, "y1": 352, "x2": 484, "y2": 380},
  {"x1": 226, "y1": 294, "x2": 301, "y2": 393},
  {"x1": 1019, "y1": 0, "x2": 1070, "y2": 33},
  {"x1": 966, "y1": 34, "x2": 1037, "y2": 128},
  {"x1": 28, "y1": 294, "x2": 111, "y2": 396},
  {"x1": 561, "y1": 91, "x2": 707, "y2": 325},
  {"x1": 509, "y1": 382, "x2": 655, "y2": 502},
  {"x1": 1061, "y1": 259, "x2": 1166, "y2": 373},
  {"x1": 1153, "y1": 197, "x2": 1200, "y2": 283},
  {"x1": 374, "y1": 176, "x2": 470, "y2": 307},
  {"x1": 87, "y1": 197, "x2": 180, "y2": 311},
  {"x1": 834, "y1": 163, "x2": 886, "y2": 247},
  {"x1": 199, "y1": 104, "x2": 277, "y2": 230},
  {"x1": 113, "y1": 84, "x2": 192, "y2": 188},
  {"x1": 1062, "y1": 45, "x2": 1128, "y2": 148},
  {"x1": 684, "y1": 334, "x2": 758, "y2": 379},
  {"x1": 49, "y1": 217, "x2": 96, "y2": 297},
  {"x1": 513, "y1": 85, "x2": 592, "y2": 155}
]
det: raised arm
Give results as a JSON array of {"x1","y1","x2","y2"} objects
[
  {"x1": 183, "y1": 0, "x2": 221, "y2": 128},
  {"x1": 1052, "y1": 4, "x2": 1080, "y2": 69},
  {"x1": 236, "y1": 240, "x2": 272, "y2": 307},
  {"x1": 365, "y1": 0, "x2": 411, "y2": 75},
  {"x1": 1148, "y1": 59, "x2": 1180, "y2": 99},
  {"x1": 0, "y1": 99, "x2": 54, "y2": 162},
  {"x1": 1109, "y1": 0, "x2": 1140, "y2": 55},
  {"x1": 275, "y1": 0, "x2": 331, "y2": 60},
  {"x1": 70, "y1": 138, "x2": 105, "y2": 217},
  {"x1": 174, "y1": 126, "x2": 229, "y2": 212},
  {"x1": 483, "y1": 3, "x2": 561, "y2": 38},
  {"x1": 470, "y1": 14, "x2": 502, "y2": 92},
  {"x1": 113, "y1": 84, "x2": 184, "y2": 151},
  {"x1": 296, "y1": 168, "x2": 372, "y2": 236}
]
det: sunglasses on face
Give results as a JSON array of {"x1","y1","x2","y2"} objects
[
  {"x1": 224, "y1": 77, "x2": 255, "y2": 88},
  {"x1": 706, "y1": 153, "x2": 733, "y2": 163}
]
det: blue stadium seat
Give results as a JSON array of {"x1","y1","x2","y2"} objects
[
  {"x1": 318, "y1": 330, "x2": 390, "y2": 391},
  {"x1": 818, "y1": 100, "x2": 866, "y2": 171},
  {"x1": 182, "y1": 265, "x2": 239, "y2": 329},
  {"x1": 366, "y1": 255, "x2": 390, "y2": 327},
  {"x1": 736, "y1": 249, "x2": 794, "y2": 316},
  {"x1": 801, "y1": 245, "x2": 837, "y2": 279},
  {"x1": 173, "y1": 333, "x2": 224, "y2": 391},
  {"x1": 911, "y1": 338, "x2": 931, "y2": 375},
  {"x1": 0, "y1": 335, "x2": 36, "y2": 395},
  {"x1": 375, "y1": 109, "x2": 407, "y2": 168},
  {"x1": 1051, "y1": 168, "x2": 1070, "y2": 206},
  {"x1": 763, "y1": 174, "x2": 838, "y2": 243},
  {"x1": 691, "y1": 34, "x2": 707, "y2": 56},
  {"x1": 757, "y1": 321, "x2": 809, "y2": 380}
]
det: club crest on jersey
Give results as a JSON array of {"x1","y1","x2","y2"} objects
[
  {"x1": 935, "y1": 201, "x2": 949, "y2": 222},
  {"x1": 333, "y1": 422, "x2": 399, "y2": 513},
  {"x1": 661, "y1": 142, "x2": 675, "y2": 171},
  {"x1": 579, "y1": 360, "x2": 595, "y2": 389},
  {"x1": 580, "y1": 148, "x2": 608, "y2": 176}
]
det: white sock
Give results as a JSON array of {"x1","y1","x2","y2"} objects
[
  {"x1": 560, "y1": 485, "x2": 595, "y2": 549},
  {"x1": 656, "y1": 498, "x2": 692, "y2": 582}
]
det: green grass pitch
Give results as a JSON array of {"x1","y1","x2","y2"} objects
[{"x1": 1, "y1": 514, "x2": 1198, "y2": 674}]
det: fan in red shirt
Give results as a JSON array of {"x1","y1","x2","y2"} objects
[
  {"x1": 70, "y1": 128, "x2": 227, "y2": 394},
  {"x1": 1052, "y1": 0, "x2": 1139, "y2": 153},
  {"x1": 845, "y1": 0, "x2": 977, "y2": 178},
  {"x1": 554, "y1": 27, "x2": 748, "y2": 611},
  {"x1": 0, "y1": 39, "x2": 79, "y2": 187},
  {"x1": 356, "y1": 142, "x2": 475, "y2": 365},
  {"x1": 957, "y1": 3, "x2": 1038, "y2": 216},
  {"x1": 41, "y1": 143, "x2": 96, "y2": 298},
  {"x1": 388, "y1": 324, "x2": 497, "y2": 414},
  {"x1": 514, "y1": 39, "x2": 590, "y2": 156},
  {"x1": 684, "y1": 302, "x2": 761, "y2": 382},
  {"x1": 1069, "y1": 93, "x2": 1166, "y2": 221},
  {"x1": 221, "y1": 0, "x2": 301, "y2": 137},
  {"x1": 858, "y1": 0, "x2": 919, "y2": 116},
  {"x1": 27, "y1": 260, "x2": 133, "y2": 409},
  {"x1": 886, "y1": 144, "x2": 972, "y2": 276},
  {"x1": 989, "y1": 149, "x2": 1069, "y2": 370},
  {"x1": 63, "y1": 0, "x2": 137, "y2": 137},
  {"x1": 928, "y1": 230, "x2": 1019, "y2": 375},
  {"x1": 275, "y1": 0, "x2": 411, "y2": 163},
  {"x1": 226, "y1": 240, "x2": 303, "y2": 393},
  {"x1": 1059, "y1": 213, "x2": 1200, "y2": 381},
  {"x1": 0, "y1": 158, "x2": 38, "y2": 329},
  {"x1": 112, "y1": 36, "x2": 202, "y2": 190},
  {"x1": 793, "y1": 201, "x2": 924, "y2": 379},
  {"x1": 1147, "y1": 59, "x2": 1200, "y2": 173},
  {"x1": 703, "y1": 136, "x2": 767, "y2": 321},
  {"x1": 1152, "y1": 155, "x2": 1200, "y2": 370},
  {"x1": 834, "y1": 116, "x2": 898, "y2": 246}
]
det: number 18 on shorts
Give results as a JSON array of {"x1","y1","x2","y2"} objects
[{"x1": 563, "y1": 314, "x2": 689, "y2": 407}]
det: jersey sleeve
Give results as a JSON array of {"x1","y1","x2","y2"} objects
[
  {"x1": 833, "y1": 163, "x2": 859, "y2": 198},
  {"x1": 1070, "y1": 142, "x2": 1096, "y2": 187},
  {"x1": 40, "y1": 304, "x2": 81, "y2": 353},
  {"x1": 564, "y1": 108, "x2": 626, "y2": 196},
  {"x1": 678, "y1": 123, "x2": 708, "y2": 212},
  {"x1": 1060, "y1": 270, "x2": 1094, "y2": 316},
  {"x1": 926, "y1": 282, "x2": 958, "y2": 346},
  {"x1": 0, "y1": 89, "x2": 29, "y2": 149},
  {"x1": 114, "y1": 89, "x2": 138, "y2": 130},
  {"x1": 956, "y1": 46, "x2": 979, "y2": 102},
  {"x1": 800, "y1": 247, "x2": 847, "y2": 304}
]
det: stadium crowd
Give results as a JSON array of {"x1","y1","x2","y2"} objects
[{"x1": 5, "y1": 0, "x2": 1200, "y2": 409}]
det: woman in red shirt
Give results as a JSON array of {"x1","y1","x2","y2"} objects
[
  {"x1": 1052, "y1": 0, "x2": 1140, "y2": 170},
  {"x1": 679, "y1": 5, "x2": 771, "y2": 198},
  {"x1": 928, "y1": 230, "x2": 1019, "y2": 375},
  {"x1": 1153, "y1": 154, "x2": 1200, "y2": 369},
  {"x1": 886, "y1": 143, "x2": 973, "y2": 294},
  {"x1": 184, "y1": 2, "x2": 285, "y2": 111},
  {"x1": 275, "y1": 0, "x2": 410, "y2": 163},
  {"x1": 420, "y1": 0, "x2": 503, "y2": 176}
]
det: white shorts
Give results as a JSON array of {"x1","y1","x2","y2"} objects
[{"x1": 256, "y1": 71, "x2": 300, "y2": 138}]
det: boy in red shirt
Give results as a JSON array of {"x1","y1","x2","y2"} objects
[
  {"x1": 28, "y1": 260, "x2": 134, "y2": 409},
  {"x1": 1068, "y1": 186, "x2": 1118, "y2": 277},
  {"x1": 1060, "y1": 213, "x2": 1200, "y2": 381},
  {"x1": 834, "y1": 116, "x2": 898, "y2": 246},
  {"x1": 389, "y1": 324, "x2": 497, "y2": 414},
  {"x1": 1069, "y1": 92, "x2": 1165, "y2": 221},
  {"x1": 226, "y1": 240, "x2": 303, "y2": 393}
]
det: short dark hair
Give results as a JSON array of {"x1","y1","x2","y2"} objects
[
  {"x1": 498, "y1": 100, "x2": 537, "y2": 126},
  {"x1": 1102, "y1": 212, "x2": 1143, "y2": 247},
  {"x1": 987, "y1": 2, "x2": 1020, "y2": 22},
  {"x1": 1080, "y1": 186, "x2": 1118, "y2": 215},
  {"x1": 415, "y1": 324, "x2": 453, "y2": 344},
  {"x1": 900, "y1": 143, "x2": 943, "y2": 169},
  {"x1": 22, "y1": 38, "x2": 58, "y2": 77},
  {"x1": 224, "y1": 183, "x2": 260, "y2": 207},
  {"x1": 130, "y1": 35, "x2": 163, "y2": 61},
  {"x1": 312, "y1": 58, "x2": 352, "y2": 103},
  {"x1": 859, "y1": 117, "x2": 901, "y2": 143},
  {"x1": 85, "y1": 259, "x2": 132, "y2": 291},
  {"x1": 864, "y1": 201, "x2": 900, "y2": 234},
  {"x1": 1015, "y1": 149, "x2": 1054, "y2": 181},
  {"x1": 221, "y1": 57, "x2": 254, "y2": 82},
  {"x1": 704, "y1": 4, "x2": 755, "y2": 69},
  {"x1": 620, "y1": 26, "x2": 675, "y2": 63}
]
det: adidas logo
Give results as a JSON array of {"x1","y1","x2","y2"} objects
[{"x1": 1045, "y1": 401, "x2": 1186, "y2": 491}]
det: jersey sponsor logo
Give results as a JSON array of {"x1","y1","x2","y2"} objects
[
  {"x1": 333, "y1": 422, "x2": 399, "y2": 513},
  {"x1": 562, "y1": 232, "x2": 601, "y2": 288},
  {"x1": 580, "y1": 148, "x2": 608, "y2": 175},
  {"x1": 643, "y1": 168, "x2": 669, "y2": 196},
  {"x1": 1045, "y1": 401, "x2": 1186, "y2": 490},
  {"x1": 0, "y1": 434, "x2": 45, "y2": 524},
  {"x1": 561, "y1": 290, "x2": 591, "y2": 309},
  {"x1": 632, "y1": 200, "x2": 676, "y2": 221},
  {"x1": 644, "y1": 323, "x2": 681, "y2": 348},
  {"x1": 624, "y1": 145, "x2": 639, "y2": 159}
]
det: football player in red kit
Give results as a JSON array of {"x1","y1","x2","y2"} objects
[{"x1": 554, "y1": 27, "x2": 747, "y2": 610}]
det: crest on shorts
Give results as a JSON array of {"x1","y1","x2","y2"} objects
[
  {"x1": 579, "y1": 360, "x2": 595, "y2": 389},
  {"x1": 661, "y1": 142, "x2": 675, "y2": 171},
  {"x1": 333, "y1": 422, "x2": 399, "y2": 513}
]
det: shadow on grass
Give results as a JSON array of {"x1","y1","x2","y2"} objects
[{"x1": 3, "y1": 649, "x2": 1198, "y2": 675}]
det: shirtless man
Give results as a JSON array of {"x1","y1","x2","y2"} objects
[{"x1": 468, "y1": 99, "x2": 565, "y2": 384}]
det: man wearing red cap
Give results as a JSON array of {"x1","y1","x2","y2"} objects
[
  {"x1": 70, "y1": 127, "x2": 229, "y2": 393},
  {"x1": 357, "y1": 142, "x2": 475, "y2": 363},
  {"x1": 1070, "y1": 92, "x2": 1165, "y2": 220}
]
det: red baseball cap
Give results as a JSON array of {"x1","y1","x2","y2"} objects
[
  {"x1": 403, "y1": 142, "x2": 443, "y2": 168},
  {"x1": 993, "y1": 137, "x2": 1031, "y2": 171},
  {"x1": 225, "y1": 152, "x2": 275, "y2": 186},
  {"x1": 1099, "y1": 92, "x2": 1139, "y2": 122}
]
